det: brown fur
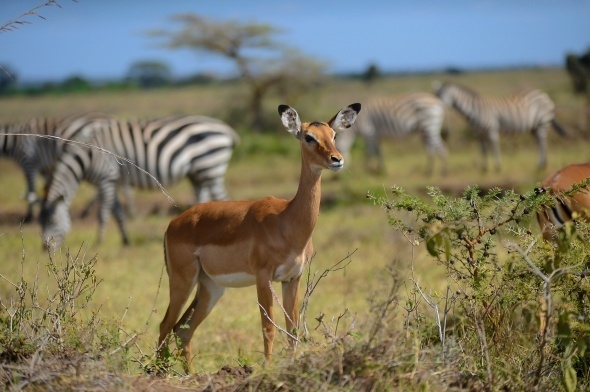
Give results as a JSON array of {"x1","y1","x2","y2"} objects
[
  {"x1": 537, "y1": 163, "x2": 590, "y2": 241},
  {"x1": 157, "y1": 103, "x2": 361, "y2": 372}
]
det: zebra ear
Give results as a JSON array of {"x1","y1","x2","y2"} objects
[
  {"x1": 278, "y1": 104, "x2": 302, "y2": 139},
  {"x1": 328, "y1": 103, "x2": 361, "y2": 132}
]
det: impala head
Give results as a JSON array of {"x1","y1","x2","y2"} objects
[{"x1": 279, "y1": 103, "x2": 361, "y2": 172}]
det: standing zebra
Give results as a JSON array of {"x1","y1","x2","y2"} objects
[
  {"x1": 433, "y1": 81, "x2": 567, "y2": 171},
  {"x1": 39, "y1": 114, "x2": 239, "y2": 249},
  {"x1": 0, "y1": 113, "x2": 111, "y2": 222},
  {"x1": 335, "y1": 93, "x2": 448, "y2": 175}
]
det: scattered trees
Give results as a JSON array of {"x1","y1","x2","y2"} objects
[{"x1": 147, "y1": 14, "x2": 327, "y2": 131}]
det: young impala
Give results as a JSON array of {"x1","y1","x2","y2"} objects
[
  {"x1": 537, "y1": 163, "x2": 590, "y2": 241},
  {"x1": 157, "y1": 103, "x2": 361, "y2": 372}
]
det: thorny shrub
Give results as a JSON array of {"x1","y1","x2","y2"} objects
[
  {"x1": 367, "y1": 183, "x2": 590, "y2": 391},
  {"x1": 0, "y1": 237, "x2": 127, "y2": 389}
]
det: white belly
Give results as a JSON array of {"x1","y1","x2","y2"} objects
[{"x1": 211, "y1": 271, "x2": 256, "y2": 288}]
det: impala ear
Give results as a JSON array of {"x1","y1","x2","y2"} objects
[
  {"x1": 278, "y1": 104, "x2": 302, "y2": 139},
  {"x1": 328, "y1": 103, "x2": 361, "y2": 132}
]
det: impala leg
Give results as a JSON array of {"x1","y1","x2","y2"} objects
[
  {"x1": 174, "y1": 273, "x2": 225, "y2": 372},
  {"x1": 256, "y1": 272, "x2": 275, "y2": 361},
  {"x1": 282, "y1": 277, "x2": 301, "y2": 351},
  {"x1": 158, "y1": 245, "x2": 200, "y2": 360}
]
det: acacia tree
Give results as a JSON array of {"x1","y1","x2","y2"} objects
[{"x1": 148, "y1": 14, "x2": 326, "y2": 131}]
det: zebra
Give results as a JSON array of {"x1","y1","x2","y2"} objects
[
  {"x1": 0, "y1": 113, "x2": 112, "y2": 222},
  {"x1": 39, "y1": 114, "x2": 240, "y2": 249},
  {"x1": 335, "y1": 93, "x2": 449, "y2": 175},
  {"x1": 433, "y1": 81, "x2": 567, "y2": 171}
]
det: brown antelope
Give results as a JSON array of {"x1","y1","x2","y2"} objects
[
  {"x1": 157, "y1": 103, "x2": 361, "y2": 371},
  {"x1": 537, "y1": 163, "x2": 590, "y2": 241}
]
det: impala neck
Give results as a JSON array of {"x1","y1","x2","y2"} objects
[{"x1": 284, "y1": 154, "x2": 323, "y2": 247}]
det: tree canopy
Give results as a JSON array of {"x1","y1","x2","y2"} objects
[{"x1": 147, "y1": 14, "x2": 327, "y2": 131}]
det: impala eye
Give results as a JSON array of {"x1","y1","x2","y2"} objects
[{"x1": 304, "y1": 134, "x2": 315, "y2": 144}]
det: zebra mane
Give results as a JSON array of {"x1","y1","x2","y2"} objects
[{"x1": 448, "y1": 82, "x2": 480, "y2": 98}]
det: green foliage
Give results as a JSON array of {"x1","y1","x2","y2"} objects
[
  {"x1": 368, "y1": 182, "x2": 590, "y2": 390},
  {"x1": 0, "y1": 241, "x2": 129, "y2": 389}
]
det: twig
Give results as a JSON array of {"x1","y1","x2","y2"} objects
[
  {"x1": 5, "y1": 133, "x2": 177, "y2": 207},
  {"x1": 257, "y1": 303, "x2": 300, "y2": 344},
  {"x1": 1, "y1": 1, "x2": 62, "y2": 33}
]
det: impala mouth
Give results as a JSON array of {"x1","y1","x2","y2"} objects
[{"x1": 329, "y1": 161, "x2": 344, "y2": 172}]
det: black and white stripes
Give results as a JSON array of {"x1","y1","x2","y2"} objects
[
  {"x1": 39, "y1": 114, "x2": 239, "y2": 248},
  {"x1": 434, "y1": 82, "x2": 567, "y2": 171},
  {"x1": 0, "y1": 113, "x2": 111, "y2": 222},
  {"x1": 335, "y1": 93, "x2": 448, "y2": 175}
]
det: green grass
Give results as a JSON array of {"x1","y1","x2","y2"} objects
[{"x1": 0, "y1": 68, "x2": 588, "y2": 376}]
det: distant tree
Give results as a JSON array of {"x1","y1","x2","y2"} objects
[
  {"x1": 566, "y1": 50, "x2": 590, "y2": 94},
  {"x1": 147, "y1": 14, "x2": 327, "y2": 131},
  {"x1": 362, "y1": 63, "x2": 380, "y2": 85},
  {"x1": 565, "y1": 49, "x2": 590, "y2": 134},
  {"x1": 126, "y1": 60, "x2": 172, "y2": 89},
  {"x1": 0, "y1": 64, "x2": 18, "y2": 94},
  {"x1": 61, "y1": 75, "x2": 91, "y2": 92}
]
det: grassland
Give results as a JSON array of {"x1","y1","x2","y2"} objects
[{"x1": 0, "y1": 68, "x2": 588, "y2": 384}]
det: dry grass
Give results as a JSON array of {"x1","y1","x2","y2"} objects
[{"x1": 0, "y1": 68, "x2": 589, "y2": 386}]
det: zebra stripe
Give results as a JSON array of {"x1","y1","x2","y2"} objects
[
  {"x1": 39, "y1": 114, "x2": 239, "y2": 248},
  {"x1": 0, "y1": 113, "x2": 112, "y2": 222},
  {"x1": 433, "y1": 82, "x2": 567, "y2": 171},
  {"x1": 335, "y1": 93, "x2": 448, "y2": 175}
]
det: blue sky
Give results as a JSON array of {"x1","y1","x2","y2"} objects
[{"x1": 2, "y1": 0, "x2": 589, "y2": 83}]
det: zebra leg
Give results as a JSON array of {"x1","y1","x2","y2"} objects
[
  {"x1": 488, "y1": 131, "x2": 502, "y2": 172},
  {"x1": 189, "y1": 165, "x2": 230, "y2": 202},
  {"x1": 364, "y1": 136, "x2": 384, "y2": 174},
  {"x1": 111, "y1": 194, "x2": 130, "y2": 246},
  {"x1": 80, "y1": 194, "x2": 100, "y2": 218},
  {"x1": 96, "y1": 182, "x2": 129, "y2": 245},
  {"x1": 534, "y1": 125, "x2": 549, "y2": 170},
  {"x1": 23, "y1": 169, "x2": 39, "y2": 223},
  {"x1": 205, "y1": 176, "x2": 229, "y2": 201},
  {"x1": 436, "y1": 145, "x2": 449, "y2": 176},
  {"x1": 478, "y1": 137, "x2": 490, "y2": 172},
  {"x1": 122, "y1": 183, "x2": 135, "y2": 218}
]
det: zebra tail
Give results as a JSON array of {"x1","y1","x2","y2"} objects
[{"x1": 551, "y1": 119, "x2": 568, "y2": 137}]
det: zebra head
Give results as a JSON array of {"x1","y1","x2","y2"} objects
[{"x1": 38, "y1": 195, "x2": 71, "y2": 250}]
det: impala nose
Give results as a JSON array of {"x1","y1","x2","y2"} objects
[{"x1": 329, "y1": 155, "x2": 343, "y2": 171}]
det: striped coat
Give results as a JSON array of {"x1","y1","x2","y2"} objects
[
  {"x1": 39, "y1": 114, "x2": 240, "y2": 248},
  {"x1": 335, "y1": 93, "x2": 448, "y2": 175},
  {"x1": 434, "y1": 82, "x2": 567, "y2": 171},
  {"x1": 0, "y1": 113, "x2": 112, "y2": 222}
]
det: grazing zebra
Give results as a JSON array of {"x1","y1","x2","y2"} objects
[
  {"x1": 433, "y1": 81, "x2": 567, "y2": 171},
  {"x1": 335, "y1": 93, "x2": 448, "y2": 175},
  {"x1": 39, "y1": 114, "x2": 240, "y2": 249},
  {"x1": 0, "y1": 114, "x2": 111, "y2": 222}
]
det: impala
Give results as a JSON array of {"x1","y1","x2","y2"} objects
[
  {"x1": 157, "y1": 103, "x2": 361, "y2": 372},
  {"x1": 537, "y1": 163, "x2": 590, "y2": 241}
]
